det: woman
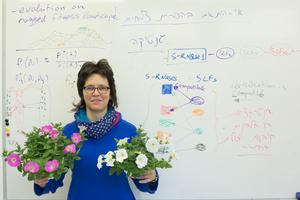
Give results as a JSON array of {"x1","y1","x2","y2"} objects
[{"x1": 34, "y1": 59, "x2": 158, "y2": 200}]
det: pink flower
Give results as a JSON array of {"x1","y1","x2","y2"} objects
[
  {"x1": 50, "y1": 129, "x2": 59, "y2": 139},
  {"x1": 7, "y1": 153, "x2": 21, "y2": 167},
  {"x1": 24, "y1": 161, "x2": 40, "y2": 173},
  {"x1": 64, "y1": 144, "x2": 76, "y2": 154},
  {"x1": 71, "y1": 133, "x2": 82, "y2": 144},
  {"x1": 45, "y1": 160, "x2": 59, "y2": 172},
  {"x1": 78, "y1": 125, "x2": 87, "y2": 132},
  {"x1": 40, "y1": 124, "x2": 54, "y2": 134}
]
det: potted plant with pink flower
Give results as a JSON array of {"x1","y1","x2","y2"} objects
[{"x1": 2, "y1": 123, "x2": 86, "y2": 181}]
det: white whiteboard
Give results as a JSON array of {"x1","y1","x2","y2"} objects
[{"x1": 2, "y1": 0, "x2": 300, "y2": 199}]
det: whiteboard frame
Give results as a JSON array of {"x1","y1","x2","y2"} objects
[
  {"x1": 1, "y1": 1, "x2": 300, "y2": 200},
  {"x1": 1, "y1": 0, "x2": 5, "y2": 199}
]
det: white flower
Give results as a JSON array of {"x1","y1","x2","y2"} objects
[
  {"x1": 97, "y1": 155, "x2": 104, "y2": 170},
  {"x1": 105, "y1": 157, "x2": 115, "y2": 167},
  {"x1": 115, "y1": 148, "x2": 128, "y2": 163},
  {"x1": 170, "y1": 151, "x2": 177, "y2": 159},
  {"x1": 97, "y1": 162, "x2": 103, "y2": 169},
  {"x1": 104, "y1": 151, "x2": 114, "y2": 159},
  {"x1": 158, "y1": 144, "x2": 171, "y2": 154},
  {"x1": 146, "y1": 138, "x2": 159, "y2": 153},
  {"x1": 117, "y1": 138, "x2": 129, "y2": 146},
  {"x1": 97, "y1": 155, "x2": 104, "y2": 163},
  {"x1": 135, "y1": 153, "x2": 148, "y2": 168}
]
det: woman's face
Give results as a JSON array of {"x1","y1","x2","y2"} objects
[{"x1": 83, "y1": 74, "x2": 110, "y2": 115}]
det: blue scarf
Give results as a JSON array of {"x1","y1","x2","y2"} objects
[{"x1": 74, "y1": 108, "x2": 119, "y2": 139}]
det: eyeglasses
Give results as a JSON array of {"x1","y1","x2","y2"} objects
[{"x1": 83, "y1": 85, "x2": 110, "y2": 94}]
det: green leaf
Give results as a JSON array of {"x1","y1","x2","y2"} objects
[
  {"x1": 109, "y1": 168, "x2": 116, "y2": 176},
  {"x1": 116, "y1": 168, "x2": 123, "y2": 176},
  {"x1": 28, "y1": 173, "x2": 34, "y2": 181}
]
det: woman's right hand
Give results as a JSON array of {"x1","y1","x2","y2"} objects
[{"x1": 34, "y1": 177, "x2": 49, "y2": 188}]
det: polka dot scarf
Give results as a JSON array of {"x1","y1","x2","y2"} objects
[{"x1": 75, "y1": 108, "x2": 120, "y2": 139}]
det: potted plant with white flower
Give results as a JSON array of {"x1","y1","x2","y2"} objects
[{"x1": 97, "y1": 126, "x2": 175, "y2": 178}]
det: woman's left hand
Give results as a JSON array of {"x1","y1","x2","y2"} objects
[{"x1": 135, "y1": 170, "x2": 157, "y2": 183}]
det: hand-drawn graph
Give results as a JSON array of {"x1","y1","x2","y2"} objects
[
  {"x1": 27, "y1": 27, "x2": 108, "y2": 49},
  {"x1": 142, "y1": 73, "x2": 288, "y2": 157},
  {"x1": 5, "y1": 85, "x2": 51, "y2": 146},
  {"x1": 142, "y1": 79, "x2": 210, "y2": 156}
]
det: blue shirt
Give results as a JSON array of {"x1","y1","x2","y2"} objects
[{"x1": 34, "y1": 114, "x2": 158, "y2": 200}]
